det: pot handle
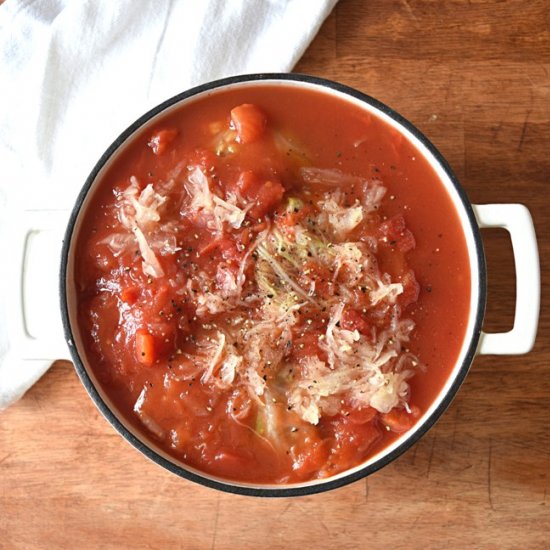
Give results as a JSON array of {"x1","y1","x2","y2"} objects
[
  {"x1": 7, "y1": 209, "x2": 70, "y2": 361},
  {"x1": 473, "y1": 204, "x2": 540, "y2": 355}
]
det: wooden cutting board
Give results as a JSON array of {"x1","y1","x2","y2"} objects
[{"x1": 1, "y1": 1, "x2": 548, "y2": 548}]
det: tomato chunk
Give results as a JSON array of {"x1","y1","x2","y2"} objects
[
  {"x1": 345, "y1": 406, "x2": 377, "y2": 425},
  {"x1": 235, "y1": 170, "x2": 262, "y2": 198},
  {"x1": 379, "y1": 214, "x2": 416, "y2": 252},
  {"x1": 345, "y1": 419, "x2": 382, "y2": 454},
  {"x1": 135, "y1": 329, "x2": 156, "y2": 366},
  {"x1": 248, "y1": 180, "x2": 285, "y2": 220},
  {"x1": 230, "y1": 104, "x2": 267, "y2": 144},
  {"x1": 398, "y1": 269, "x2": 420, "y2": 309},
  {"x1": 148, "y1": 128, "x2": 178, "y2": 155},
  {"x1": 233, "y1": 171, "x2": 285, "y2": 220},
  {"x1": 291, "y1": 436, "x2": 329, "y2": 479},
  {"x1": 380, "y1": 405, "x2": 420, "y2": 433},
  {"x1": 327, "y1": 414, "x2": 382, "y2": 469}
]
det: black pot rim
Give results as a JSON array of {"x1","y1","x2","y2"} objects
[{"x1": 60, "y1": 72, "x2": 487, "y2": 498}]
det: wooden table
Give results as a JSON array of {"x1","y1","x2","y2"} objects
[{"x1": 1, "y1": 1, "x2": 548, "y2": 548}]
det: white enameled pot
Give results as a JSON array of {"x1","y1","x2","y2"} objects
[{"x1": 11, "y1": 74, "x2": 541, "y2": 496}]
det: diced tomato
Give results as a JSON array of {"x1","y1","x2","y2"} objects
[
  {"x1": 379, "y1": 214, "x2": 416, "y2": 252},
  {"x1": 235, "y1": 170, "x2": 262, "y2": 198},
  {"x1": 120, "y1": 285, "x2": 139, "y2": 305},
  {"x1": 135, "y1": 329, "x2": 156, "y2": 366},
  {"x1": 380, "y1": 214, "x2": 406, "y2": 240},
  {"x1": 380, "y1": 405, "x2": 420, "y2": 433},
  {"x1": 230, "y1": 104, "x2": 267, "y2": 144},
  {"x1": 341, "y1": 307, "x2": 371, "y2": 335},
  {"x1": 148, "y1": 321, "x2": 178, "y2": 358},
  {"x1": 234, "y1": 171, "x2": 285, "y2": 220},
  {"x1": 345, "y1": 406, "x2": 378, "y2": 425},
  {"x1": 397, "y1": 229, "x2": 416, "y2": 252},
  {"x1": 398, "y1": 269, "x2": 420, "y2": 309},
  {"x1": 151, "y1": 284, "x2": 172, "y2": 312},
  {"x1": 248, "y1": 180, "x2": 285, "y2": 220},
  {"x1": 325, "y1": 414, "x2": 382, "y2": 470},
  {"x1": 338, "y1": 417, "x2": 382, "y2": 455},
  {"x1": 147, "y1": 128, "x2": 178, "y2": 155},
  {"x1": 290, "y1": 436, "x2": 329, "y2": 479}
]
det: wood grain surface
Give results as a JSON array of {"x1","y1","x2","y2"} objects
[{"x1": 1, "y1": 1, "x2": 549, "y2": 548}]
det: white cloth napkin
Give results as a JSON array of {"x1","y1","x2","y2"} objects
[{"x1": 0, "y1": 0, "x2": 337, "y2": 409}]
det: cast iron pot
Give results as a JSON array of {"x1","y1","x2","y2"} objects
[{"x1": 58, "y1": 74, "x2": 540, "y2": 497}]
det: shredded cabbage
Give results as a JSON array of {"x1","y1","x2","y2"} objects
[
  {"x1": 121, "y1": 165, "x2": 423, "y2": 436},
  {"x1": 184, "y1": 167, "x2": 247, "y2": 232},
  {"x1": 369, "y1": 278, "x2": 404, "y2": 305},
  {"x1": 199, "y1": 332, "x2": 226, "y2": 384},
  {"x1": 133, "y1": 226, "x2": 165, "y2": 278},
  {"x1": 289, "y1": 304, "x2": 417, "y2": 424},
  {"x1": 195, "y1": 332, "x2": 245, "y2": 390},
  {"x1": 117, "y1": 179, "x2": 167, "y2": 278},
  {"x1": 120, "y1": 177, "x2": 167, "y2": 229},
  {"x1": 300, "y1": 167, "x2": 363, "y2": 187},
  {"x1": 318, "y1": 191, "x2": 364, "y2": 238},
  {"x1": 116, "y1": 176, "x2": 176, "y2": 278}
]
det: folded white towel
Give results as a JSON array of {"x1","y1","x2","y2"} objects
[{"x1": 0, "y1": 0, "x2": 337, "y2": 409}]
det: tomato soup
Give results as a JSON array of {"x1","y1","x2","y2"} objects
[{"x1": 74, "y1": 85, "x2": 470, "y2": 484}]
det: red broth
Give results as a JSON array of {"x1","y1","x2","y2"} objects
[{"x1": 74, "y1": 85, "x2": 470, "y2": 484}]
